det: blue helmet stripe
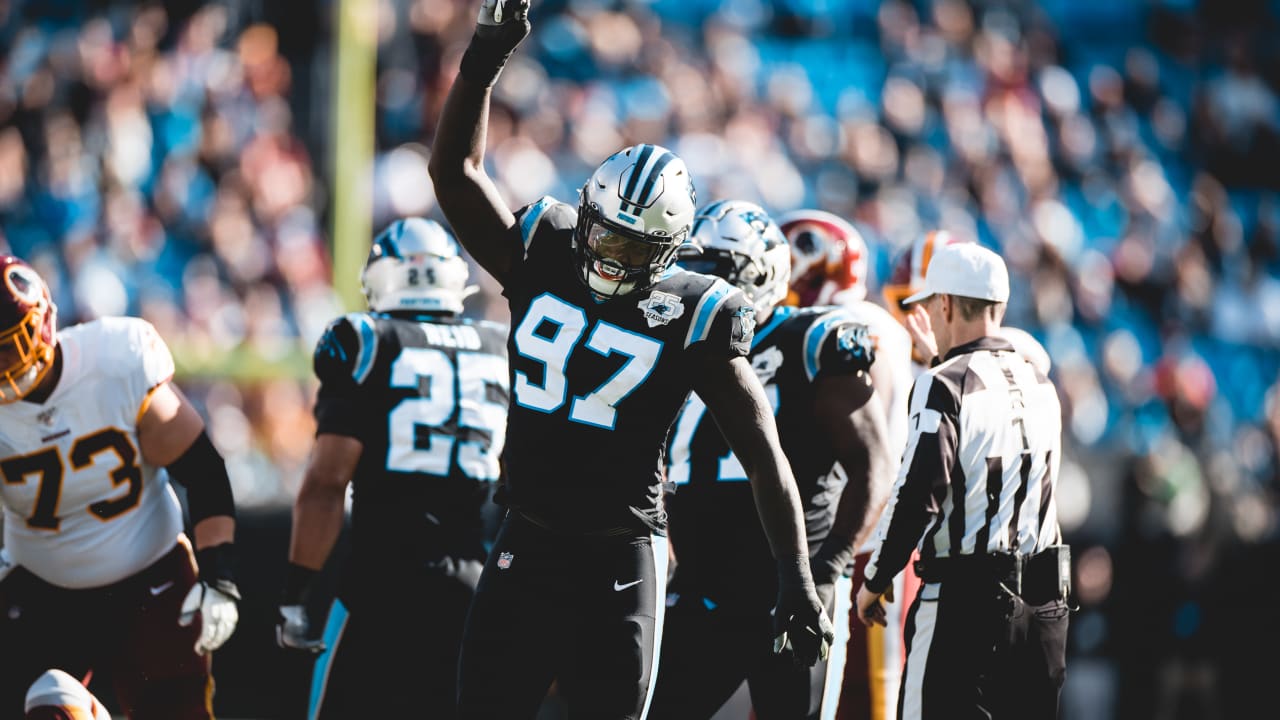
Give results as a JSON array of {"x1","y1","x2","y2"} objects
[
  {"x1": 387, "y1": 221, "x2": 406, "y2": 259},
  {"x1": 691, "y1": 200, "x2": 728, "y2": 238},
  {"x1": 636, "y1": 150, "x2": 675, "y2": 208},
  {"x1": 622, "y1": 144, "x2": 656, "y2": 206}
]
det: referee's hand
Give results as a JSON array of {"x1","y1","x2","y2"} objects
[
  {"x1": 904, "y1": 304, "x2": 938, "y2": 363},
  {"x1": 855, "y1": 582, "x2": 888, "y2": 628}
]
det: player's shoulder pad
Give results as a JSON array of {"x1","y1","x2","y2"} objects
[
  {"x1": 514, "y1": 196, "x2": 575, "y2": 258},
  {"x1": 314, "y1": 312, "x2": 379, "y2": 385},
  {"x1": 680, "y1": 274, "x2": 747, "y2": 350},
  {"x1": 87, "y1": 316, "x2": 175, "y2": 384},
  {"x1": 800, "y1": 306, "x2": 875, "y2": 381}
]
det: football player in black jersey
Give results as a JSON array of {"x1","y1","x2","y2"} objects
[
  {"x1": 651, "y1": 201, "x2": 897, "y2": 720},
  {"x1": 429, "y1": 2, "x2": 832, "y2": 717},
  {"x1": 275, "y1": 218, "x2": 510, "y2": 718}
]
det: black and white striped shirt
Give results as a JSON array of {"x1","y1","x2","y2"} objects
[{"x1": 863, "y1": 336, "x2": 1062, "y2": 594}]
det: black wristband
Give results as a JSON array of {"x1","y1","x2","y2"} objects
[
  {"x1": 458, "y1": 23, "x2": 529, "y2": 88},
  {"x1": 196, "y1": 542, "x2": 236, "y2": 585},
  {"x1": 168, "y1": 431, "x2": 236, "y2": 526},
  {"x1": 283, "y1": 562, "x2": 319, "y2": 605},
  {"x1": 776, "y1": 553, "x2": 816, "y2": 596}
]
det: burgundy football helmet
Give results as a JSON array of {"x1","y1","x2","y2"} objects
[
  {"x1": 0, "y1": 256, "x2": 57, "y2": 403},
  {"x1": 778, "y1": 209, "x2": 869, "y2": 307},
  {"x1": 882, "y1": 230, "x2": 966, "y2": 324}
]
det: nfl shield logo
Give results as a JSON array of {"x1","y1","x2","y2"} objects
[{"x1": 497, "y1": 551, "x2": 514, "y2": 569}]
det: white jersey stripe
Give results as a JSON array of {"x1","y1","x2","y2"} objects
[
  {"x1": 820, "y1": 574, "x2": 854, "y2": 720},
  {"x1": 900, "y1": 585, "x2": 939, "y2": 720},
  {"x1": 639, "y1": 534, "x2": 669, "y2": 719}
]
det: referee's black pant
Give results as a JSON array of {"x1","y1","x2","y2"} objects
[{"x1": 899, "y1": 563, "x2": 1069, "y2": 719}]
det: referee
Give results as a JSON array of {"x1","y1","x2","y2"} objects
[{"x1": 854, "y1": 243, "x2": 1071, "y2": 720}]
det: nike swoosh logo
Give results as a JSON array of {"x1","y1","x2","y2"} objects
[
  {"x1": 150, "y1": 581, "x2": 175, "y2": 596},
  {"x1": 613, "y1": 579, "x2": 643, "y2": 591}
]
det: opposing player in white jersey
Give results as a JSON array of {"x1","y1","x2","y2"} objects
[
  {"x1": 0, "y1": 256, "x2": 240, "y2": 719},
  {"x1": 780, "y1": 209, "x2": 922, "y2": 720}
]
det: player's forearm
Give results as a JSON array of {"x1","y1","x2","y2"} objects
[
  {"x1": 829, "y1": 403, "x2": 895, "y2": 556},
  {"x1": 746, "y1": 455, "x2": 811, "y2": 563},
  {"x1": 430, "y1": 1, "x2": 528, "y2": 188},
  {"x1": 192, "y1": 516, "x2": 235, "y2": 551},
  {"x1": 429, "y1": 74, "x2": 492, "y2": 187},
  {"x1": 289, "y1": 481, "x2": 346, "y2": 571}
]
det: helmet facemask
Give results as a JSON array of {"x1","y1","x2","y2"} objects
[
  {"x1": 573, "y1": 144, "x2": 697, "y2": 300},
  {"x1": 573, "y1": 205, "x2": 684, "y2": 299}
]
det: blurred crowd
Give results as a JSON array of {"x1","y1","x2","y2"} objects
[
  {"x1": 0, "y1": 0, "x2": 336, "y2": 506},
  {"x1": 3, "y1": 0, "x2": 1280, "y2": 717}
]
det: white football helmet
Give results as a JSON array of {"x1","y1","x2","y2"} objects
[
  {"x1": 678, "y1": 200, "x2": 790, "y2": 320},
  {"x1": 362, "y1": 218, "x2": 476, "y2": 314},
  {"x1": 574, "y1": 144, "x2": 697, "y2": 298}
]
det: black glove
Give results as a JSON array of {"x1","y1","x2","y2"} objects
[
  {"x1": 773, "y1": 555, "x2": 835, "y2": 668},
  {"x1": 459, "y1": 0, "x2": 532, "y2": 88},
  {"x1": 276, "y1": 562, "x2": 325, "y2": 654}
]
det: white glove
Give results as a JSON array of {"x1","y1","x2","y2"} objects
[
  {"x1": 277, "y1": 604, "x2": 326, "y2": 653},
  {"x1": 178, "y1": 580, "x2": 241, "y2": 655}
]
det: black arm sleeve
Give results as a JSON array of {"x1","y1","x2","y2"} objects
[{"x1": 167, "y1": 431, "x2": 236, "y2": 526}]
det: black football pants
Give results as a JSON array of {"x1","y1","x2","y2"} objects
[
  {"x1": 457, "y1": 512, "x2": 668, "y2": 719},
  {"x1": 310, "y1": 556, "x2": 483, "y2": 719}
]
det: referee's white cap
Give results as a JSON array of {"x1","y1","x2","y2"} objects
[{"x1": 903, "y1": 242, "x2": 1010, "y2": 305}]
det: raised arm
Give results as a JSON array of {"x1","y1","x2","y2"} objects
[
  {"x1": 428, "y1": 0, "x2": 532, "y2": 285},
  {"x1": 693, "y1": 352, "x2": 833, "y2": 667}
]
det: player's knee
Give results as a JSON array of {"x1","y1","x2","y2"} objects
[{"x1": 24, "y1": 669, "x2": 110, "y2": 720}]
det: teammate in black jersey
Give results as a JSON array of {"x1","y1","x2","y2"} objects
[
  {"x1": 275, "y1": 218, "x2": 510, "y2": 719},
  {"x1": 650, "y1": 201, "x2": 897, "y2": 720},
  {"x1": 429, "y1": 2, "x2": 831, "y2": 717}
]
